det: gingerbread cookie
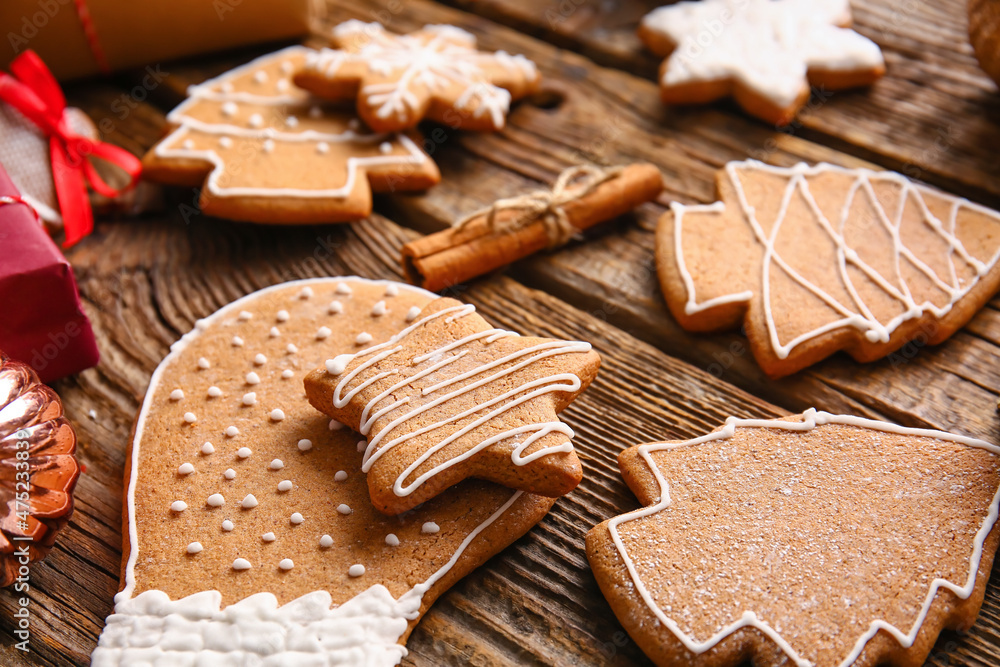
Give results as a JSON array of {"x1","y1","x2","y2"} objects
[
  {"x1": 91, "y1": 278, "x2": 555, "y2": 666},
  {"x1": 656, "y1": 160, "x2": 1000, "y2": 378},
  {"x1": 304, "y1": 297, "x2": 600, "y2": 516},
  {"x1": 637, "y1": 0, "x2": 885, "y2": 125},
  {"x1": 294, "y1": 21, "x2": 541, "y2": 132},
  {"x1": 587, "y1": 410, "x2": 1000, "y2": 667},
  {"x1": 142, "y1": 46, "x2": 441, "y2": 224}
]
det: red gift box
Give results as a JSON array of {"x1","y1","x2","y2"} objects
[{"x1": 0, "y1": 165, "x2": 98, "y2": 382}]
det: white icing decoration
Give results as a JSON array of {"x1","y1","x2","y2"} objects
[
  {"x1": 231, "y1": 336, "x2": 244, "y2": 347},
  {"x1": 254, "y1": 353, "x2": 267, "y2": 365},
  {"x1": 237, "y1": 447, "x2": 252, "y2": 459},
  {"x1": 320, "y1": 534, "x2": 334, "y2": 548},
  {"x1": 286, "y1": 343, "x2": 299, "y2": 354},
  {"x1": 278, "y1": 480, "x2": 293, "y2": 492},
  {"x1": 253, "y1": 70, "x2": 268, "y2": 84},
  {"x1": 276, "y1": 309, "x2": 290, "y2": 322},
  {"x1": 297, "y1": 439, "x2": 313, "y2": 451},
  {"x1": 640, "y1": 0, "x2": 884, "y2": 108},
  {"x1": 170, "y1": 501, "x2": 187, "y2": 513},
  {"x1": 221, "y1": 101, "x2": 237, "y2": 117},
  {"x1": 242, "y1": 392, "x2": 257, "y2": 406},
  {"x1": 281, "y1": 369, "x2": 294, "y2": 379},
  {"x1": 299, "y1": 286, "x2": 314, "y2": 299},
  {"x1": 183, "y1": 412, "x2": 197, "y2": 423},
  {"x1": 177, "y1": 462, "x2": 194, "y2": 475},
  {"x1": 152, "y1": 47, "x2": 429, "y2": 201},
  {"x1": 285, "y1": 113, "x2": 297, "y2": 125},
  {"x1": 279, "y1": 558, "x2": 294, "y2": 571},
  {"x1": 405, "y1": 306, "x2": 420, "y2": 322},
  {"x1": 335, "y1": 282, "x2": 352, "y2": 295},
  {"x1": 238, "y1": 310, "x2": 253, "y2": 321},
  {"x1": 357, "y1": 440, "x2": 367, "y2": 453},
  {"x1": 270, "y1": 326, "x2": 281, "y2": 337},
  {"x1": 270, "y1": 459, "x2": 285, "y2": 470},
  {"x1": 241, "y1": 494, "x2": 259, "y2": 509},
  {"x1": 316, "y1": 141, "x2": 329, "y2": 154},
  {"x1": 316, "y1": 326, "x2": 332, "y2": 340},
  {"x1": 222, "y1": 519, "x2": 234, "y2": 532},
  {"x1": 185, "y1": 542, "x2": 202, "y2": 554},
  {"x1": 197, "y1": 357, "x2": 210, "y2": 369},
  {"x1": 169, "y1": 389, "x2": 184, "y2": 401},
  {"x1": 348, "y1": 564, "x2": 365, "y2": 577},
  {"x1": 329, "y1": 419, "x2": 344, "y2": 431},
  {"x1": 334, "y1": 470, "x2": 348, "y2": 482},
  {"x1": 246, "y1": 372, "x2": 261, "y2": 385},
  {"x1": 207, "y1": 386, "x2": 222, "y2": 397},
  {"x1": 672, "y1": 161, "x2": 1000, "y2": 360},
  {"x1": 329, "y1": 300, "x2": 343, "y2": 314},
  {"x1": 355, "y1": 332, "x2": 372, "y2": 345},
  {"x1": 182, "y1": 139, "x2": 194, "y2": 150},
  {"x1": 385, "y1": 284, "x2": 399, "y2": 296},
  {"x1": 379, "y1": 141, "x2": 392, "y2": 155},
  {"x1": 270, "y1": 409, "x2": 286, "y2": 421},
  {"x1": 372, "y1": 300, "x2": 387, "y2": 316},
  {"x1": 224, "y1": 468, "x2": 236, "y2": 480},
  {"x1": 385, "y1": 534, "x2": 400, "y2": 547},
  {"x1": 219, "y1": 136, "x2": 233, "y2": 148},
  {"x1": 421, "y1": 522, "x2": 440, "y2": 534},
  {"x1": 201, "y1": 442, "x2": 215, "y2": 455},
  {"x1": 308, "y1": 21, "x2": 537, "y2": 129},
  {"x1": 290, "y1": 512, "x2": 304, "y2": 524},
  {"x1": 326, "y1": 356, "x2": 351, "y2": 375},
  {"x1": 606, "y1": 409, "x2": 1000, "y2": 667},
  {"x1": 233, "y1": 558, "x2": 252, "y2": 570},
  {"x1": 337, "y1": 504, "x2": 352, "y2": 515},
  {"x1": 206, "y1": 493, "x2": 225, "y2": 507},
  {"x1": 262, "y1": 532, "x2": 276, "y2": 542},
  {"x1": 225, "y1": 426, "x2": 240, "y2": 437},
  {"x1": 330, "y1": 302, "x2": 590, "y2": 498}
]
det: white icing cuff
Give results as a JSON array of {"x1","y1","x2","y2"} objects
[{"x1": 92, "y1": 586, "x2": 415, "y2": 667}]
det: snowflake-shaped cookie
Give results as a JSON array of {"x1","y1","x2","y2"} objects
[
  {"x1": 294, "y1": 20, "x2": 541, "y2": 132},
  {"x1": 638, "y1": 0, "x2": 885, "y2": 125},
  {"x1": 656, "y1": 160, "x2": 1000, "y2": 378},
  {"x1": 142, "y1": 46, "x2": 441, "y2": 224}
]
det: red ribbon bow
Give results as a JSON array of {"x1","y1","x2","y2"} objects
[{"x1": 0, "y1": 50, "x2": 142, "y2": 247}]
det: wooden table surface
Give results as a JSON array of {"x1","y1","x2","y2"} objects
[{"x1": 3, "y1": 0, "x2": 1000, "y2": 664}]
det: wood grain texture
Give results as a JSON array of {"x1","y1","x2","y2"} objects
[{"x1": 0, "y1": 0, "x2": 997, "y2": 665}]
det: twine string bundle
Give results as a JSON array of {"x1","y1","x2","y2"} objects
[{"x1": 452, "y1": 164, "x2": 624, "y2": 248}]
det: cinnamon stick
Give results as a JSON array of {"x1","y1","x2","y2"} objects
[{"x1": 402, "y1": 163, "x2": 663, "y2": 291}]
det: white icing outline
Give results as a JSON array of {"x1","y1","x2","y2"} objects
[
  {"x1": 327, "y1": 303, "x2": 591, "y2": 498},
  {"x1": 673, "y1": 160, "x2": 1000, "y2": 359},
  {"x1": 608, "y1": 409, "x2": 1000, "y2": 667},
  {"x1": 103, "y1": 278, "x2": 530, "y2": 666},
  {"x1": 306, "y1": 21, "x2": 537, "y2": 129},
  {"x1": 155, "y1": 46, "x2": 428, "y2": 199},
  {"x1": 640, "y1": 0, "x2": 884, "y2": 108}
]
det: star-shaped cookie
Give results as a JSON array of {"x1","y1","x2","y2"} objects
[
  {"x1": 293, "y1": 20, "x2": 541, "y2": 132},
  {"x1": 142, "y1": 46, "x2": 440, "y2": 224},
  {"x1": 587, "y1": 410, "x2": 1000, "y2": 667},
  {"x1": 638, "y1": 0, "x2": 885, "y2": 125},
  {"x1": 304, "y1": 297, "x2": 600, "y2": 515},
  {"x1": 656, "y1": 160, "x2": 1000, "y2": 378}
]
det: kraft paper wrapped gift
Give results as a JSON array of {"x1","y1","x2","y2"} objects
[
  {"x1": 0, "y1": 165, "x2": 98, "y2": 382},
  {"x1": 0, "y1": 0, "x2": 317, "y2": 80}
]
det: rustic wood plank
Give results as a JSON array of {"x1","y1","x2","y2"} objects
[
  {"x1": 434, "y1": 0, "x2": 1000, "y2": 202},
  {"x1": 310, "y1": 0, "x2": 1000, "y2": 444}
]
